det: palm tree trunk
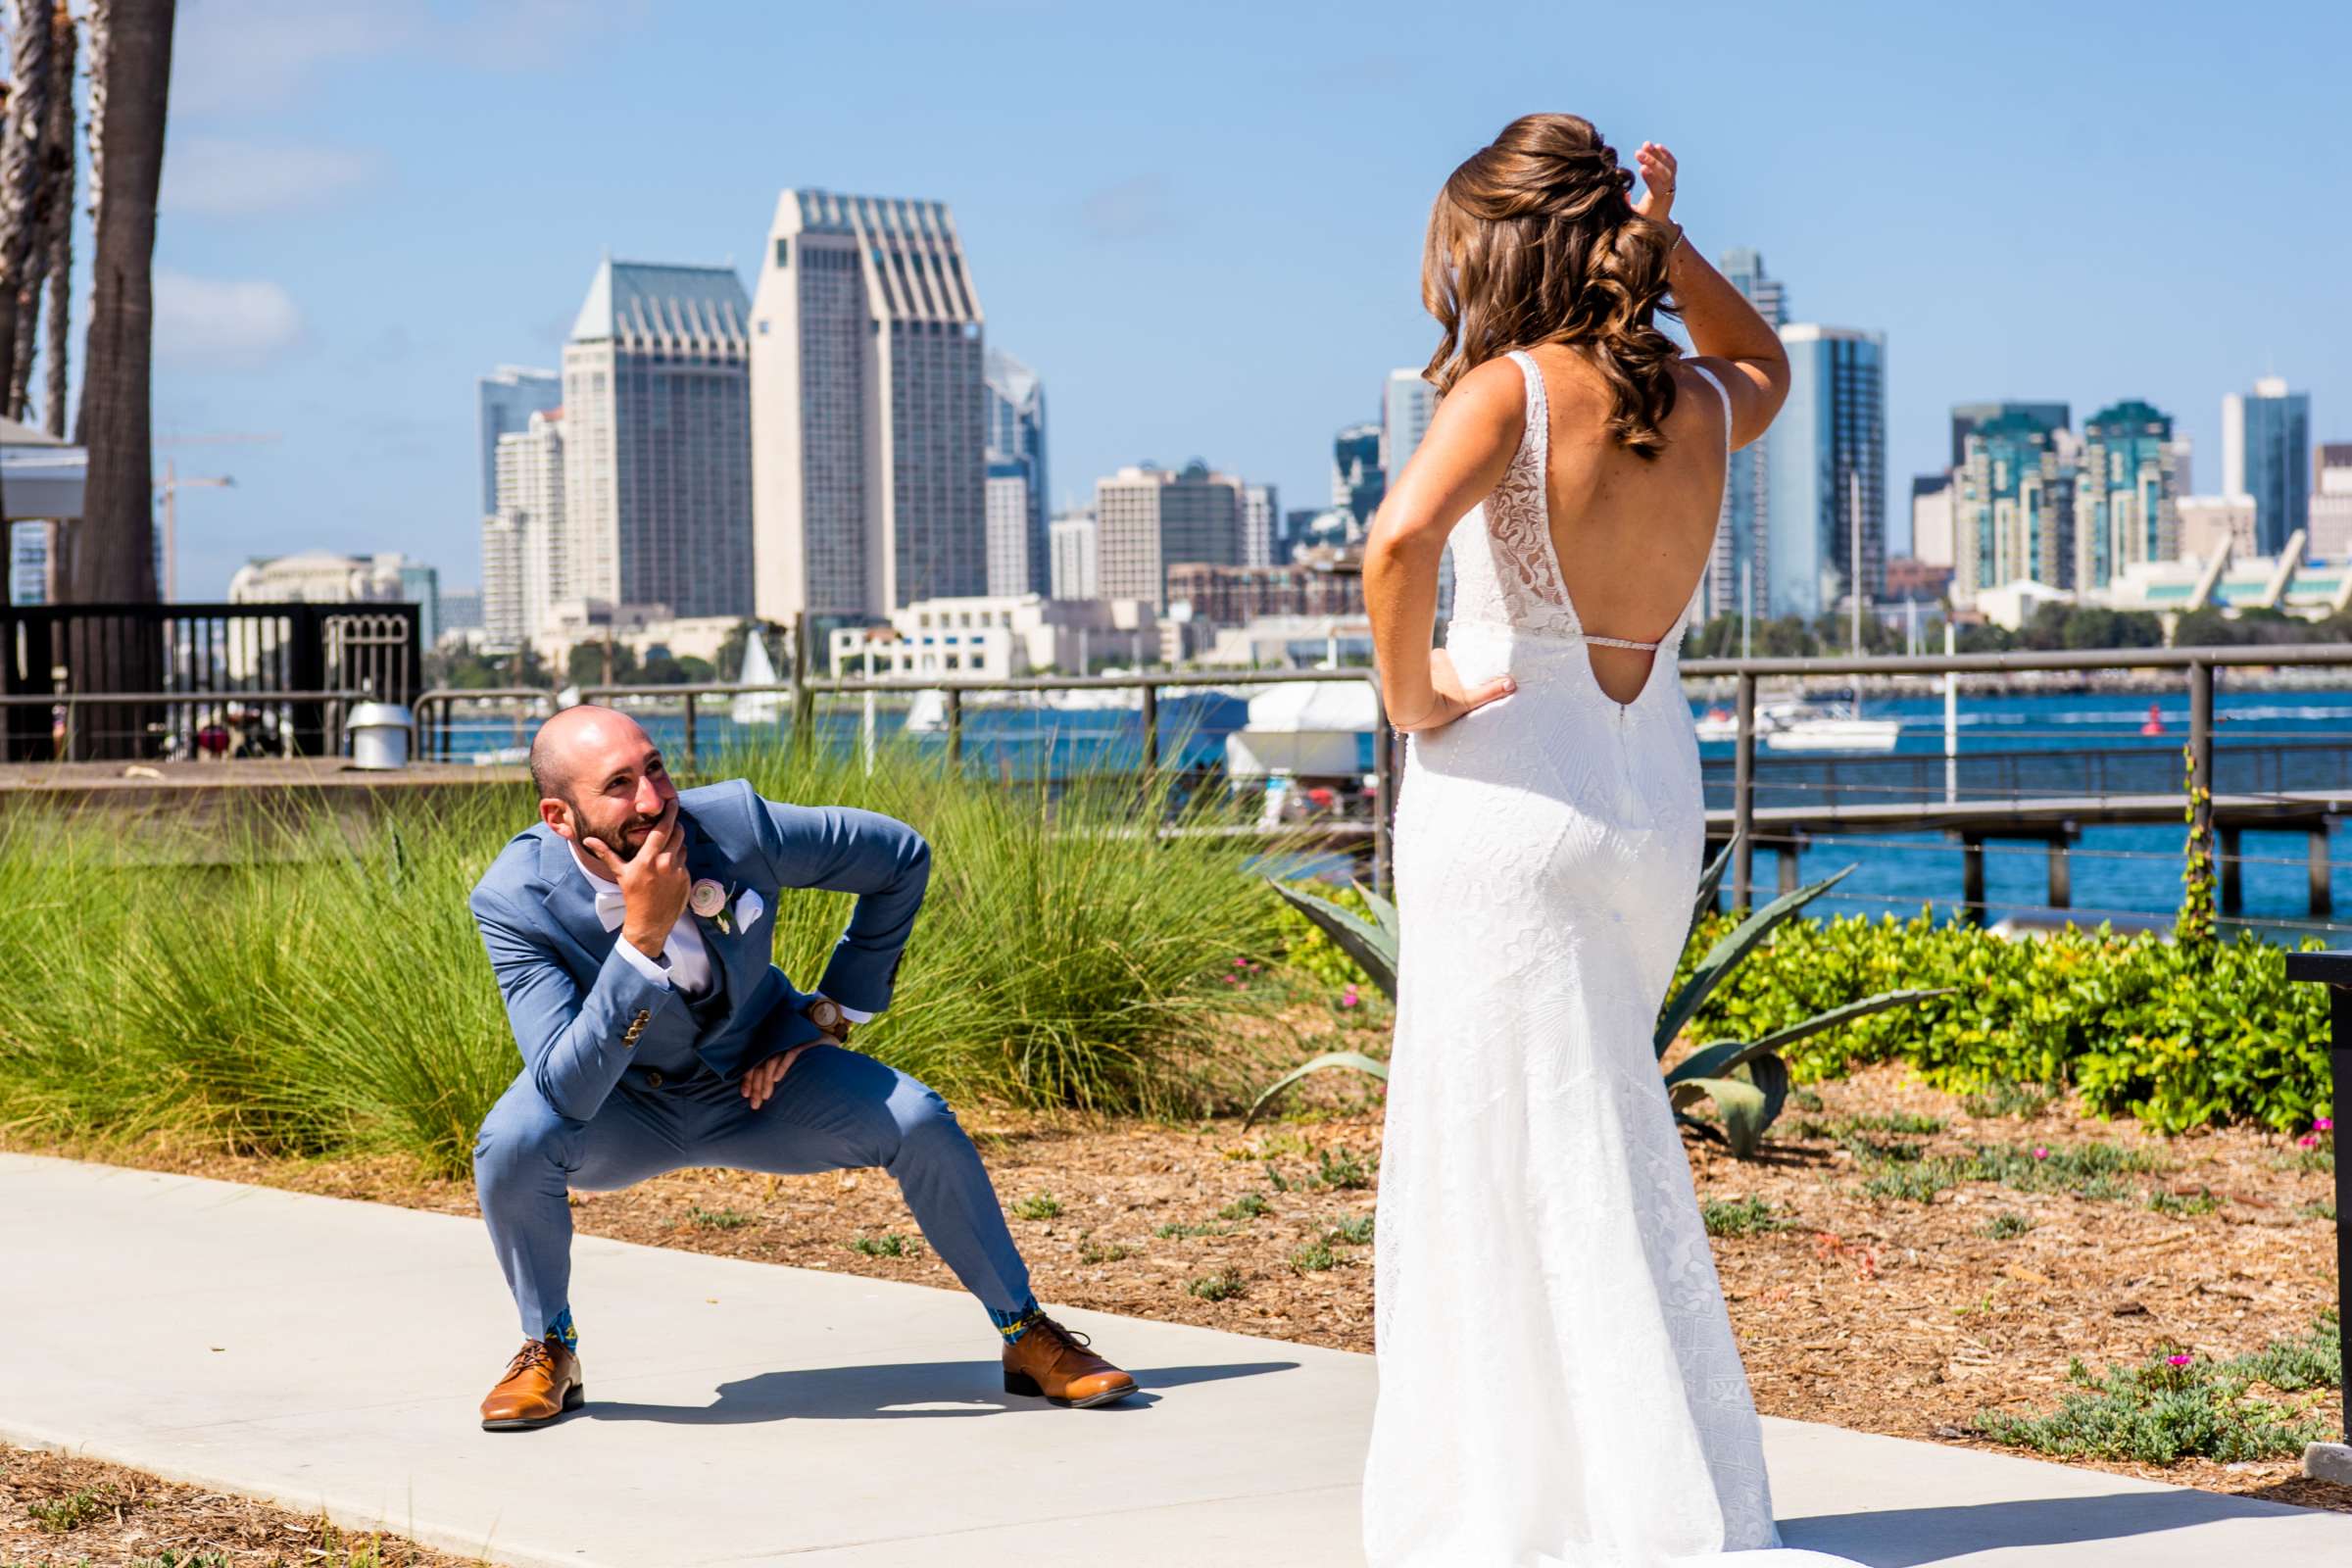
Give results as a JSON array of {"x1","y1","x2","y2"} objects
[
  {"x1": 68, "y1": 0, "x2": 169, "y2": 607},
  {"x1": 0, "y1": 0, "x2": 51, "y2": 502},
  {"x1": 38, "y1": 0, "x2": 72, "y2": 438}
]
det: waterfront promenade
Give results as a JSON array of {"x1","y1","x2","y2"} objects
[{"x1": 6, "y1": 1152, "x2": 2347, "y2": 1567}]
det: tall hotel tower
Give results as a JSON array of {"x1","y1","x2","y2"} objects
[
  {"x1": 563, "y1": 261, "x2": 756, "y2": 619},
  {"x1": 751, "y1": 190, "x2": 988, "y2": 622}
]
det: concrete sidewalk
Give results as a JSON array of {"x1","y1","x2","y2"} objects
[{"x1": 3, "y1": 1151, "x2": 2346, "y2": 1567}]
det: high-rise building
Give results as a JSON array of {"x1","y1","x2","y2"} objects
[
  {"x1": 483, "y1": 406, "x2": 564, "y2": 647},
  {"x1": 750, "y1": 189, "x2": 987, "y2": 622},
  {"x1": 1953, "y1": 413, "x2": 2076, "y2": 602},
  {"x1": 1049, "y1": 510, "x2": 1099, "y2": 601},
  {"x1": 1705, "y1": 249, "x2": 1788, "y2": 622},
  {"x1": 983, "y1": 349, "x2": 1049, "y2": 596},
  {"x1": 984, "y1": 462, "x2": 1033, "y2": 597},
  {"x1": 1332, "y1": 422, "x2": 1384, "y2": 533},
  {"x1": 1949, "y1": 401, "x2": 2068, "y2": 470},
  {"x1": 2223, "y1": 376, "x2": 2311, "y2": 555},
  {"x1": 2311, "y1": 443, "x2": 2352, "y2": 559},
  {"x1": 2075, "y1": 400, "x2": 2180, "y2": 590},
  {"x1": 1764, "y1": 324, "x2": 1886, "y2": 619},
  {"x1": 562, "y1": 260, "x2": 753, "y2": 620},
  {"x1": 1909, "y1": 474, "x2": 1953, "y2": 566},
  {"x1": 2177, "y1": 494, "x2": 2257, "y2": 560},
  {"x1": 477, "y1": 366, "x2": 561, "y2": 519},
  {"x1": 1382, "y1": 370, "x2": 1436, "y2": 476},
  {"x1": 1096, "y1": 461, "x2": 1245, "y2": 611},
  {"x1": 1242, "y1": 483, "x2": 1280, "y2": 569}
]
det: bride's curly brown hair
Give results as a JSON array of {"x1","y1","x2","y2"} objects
[{"x1": 1420, "y1": 114, "x2": 1683, "y2": 459}]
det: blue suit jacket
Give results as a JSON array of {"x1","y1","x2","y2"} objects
[{"x1": 469, "y1": 778, "x2": 930, "y2": 1121}]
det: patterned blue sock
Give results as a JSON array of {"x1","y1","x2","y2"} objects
[
  {"x1": 989, "y1": 1296, "x2": 1045, "y2": 1343},
  {"x1": 544, "y1": 1307, "x2": 577, "y2": 1351}
]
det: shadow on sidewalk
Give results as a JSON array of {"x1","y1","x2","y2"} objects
[
  {"x1": 1780, "y1": 1486, "x2": 2332, "y2": 1565},
  {"x1": 585, "y1": 1359, "x2": 1300, "y2": 1423}
]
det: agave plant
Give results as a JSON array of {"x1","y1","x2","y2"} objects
[
  {"x1": 1246, "y1": 878, "x2": 1398, "y2": 1125},
  {"x1": 1248, "y1": 839, "x2": 1948, "y2": 1153}
]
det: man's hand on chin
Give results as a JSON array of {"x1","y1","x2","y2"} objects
[{"x1": 740, "y1": 1045, "x2": 816, "y2": 1109}]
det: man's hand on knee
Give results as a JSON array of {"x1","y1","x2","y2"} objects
[{"x1": 741, "y1": 1045, "x2": 817, "y2": 1109}]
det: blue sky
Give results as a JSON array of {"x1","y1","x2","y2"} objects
[{"x1": 137, "y1": 0, "x2": 2348, "y2": 599}]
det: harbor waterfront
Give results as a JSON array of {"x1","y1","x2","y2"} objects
[{"x1": 418, "y1": 679, "x2": 2352, "y2": 940}]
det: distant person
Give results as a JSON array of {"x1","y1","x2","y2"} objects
[
  {"x1": 466, "y1": 705, "x2": 1136, "y2": 1430},
  {"x1": 1361, "y1": 120, "x2": 1858, "y2": 1563}
]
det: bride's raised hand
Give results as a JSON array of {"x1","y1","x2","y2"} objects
[
  {"x1": 1633, "y1": 141, "x2": 1677, "y2": 227},
  {"x1": 1389, "y1": 650, "x2": 1515, "y2": 735}
]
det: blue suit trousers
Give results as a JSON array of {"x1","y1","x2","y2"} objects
[{"x1": 473, "y1": 1044, "x2": 1033, "y2": 1338}]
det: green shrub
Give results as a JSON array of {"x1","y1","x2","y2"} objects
[{"x1": 1677, "y1": 906, "x2": 2332, "y2": 1135}]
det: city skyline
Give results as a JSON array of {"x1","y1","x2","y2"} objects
[{"x1": 140, "y1": 0, "x2": 2348, "y2": 599}]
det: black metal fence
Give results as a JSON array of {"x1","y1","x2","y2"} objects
[{"x1": 0, "y1": 601, "x2": 423, "y2": 761}]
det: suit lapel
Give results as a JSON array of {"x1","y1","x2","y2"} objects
[
  {"x1": 536, "y1": 828, "x2": 615, "y2": 966},
  {"x1": 680, "y1": 810, "x2": 747, "y2": 1005}
]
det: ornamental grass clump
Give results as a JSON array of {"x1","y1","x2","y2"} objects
[
  {"x1": 1972, "y1": 1317, "x2": 2340, "y2": 1464},
  {"x1": 0, "y1": 736, "x2": 1308, "y2": 1175}
]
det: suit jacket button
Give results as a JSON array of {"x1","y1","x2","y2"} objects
[{"x1": 645, "y1": 1069, "x2": 664, "y2": 1089}]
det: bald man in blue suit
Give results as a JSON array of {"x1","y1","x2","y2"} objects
[{"x1": 467, "y1": 705, "x2": 1135, "y2": 1429}]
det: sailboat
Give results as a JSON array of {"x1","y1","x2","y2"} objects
[{"x1": 731, "y1": 633, "x2": 785, "y2": 727}]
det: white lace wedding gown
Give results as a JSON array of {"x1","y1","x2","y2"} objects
[{"x1": 1362, "y1": 350, "x2": 1857, "y2": 1567}]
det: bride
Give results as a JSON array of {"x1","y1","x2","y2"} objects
[{"x1": 1359, "y1": 116, "x2": 1859, "y2": 1566}]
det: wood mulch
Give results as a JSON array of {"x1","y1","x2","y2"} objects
[
  {"x1": 9, "y1": 1056, "x2": 2347, "y2": 1560},
  {"x1": 0, "y1": 1442, "x2": 481, "y2": 1566}
]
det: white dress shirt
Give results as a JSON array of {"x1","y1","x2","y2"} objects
[{"x1": 567, "y1": 843, "x2": 870, "y2": 1021}]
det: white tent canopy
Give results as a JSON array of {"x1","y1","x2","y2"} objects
[{"x1": 1224, "y1": 678, "x2": 1379, "y2": 778}]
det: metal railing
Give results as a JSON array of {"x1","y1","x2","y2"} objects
[
  {"x1": 0, "y1": 688, "x2": 387, "y2": 763},
  {"x1": 394, "y1": 640, "x2": 2352, "y2": 914}
]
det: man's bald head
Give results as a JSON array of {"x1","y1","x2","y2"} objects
[
  {"x1": 528, "y1": 704, "x2": 650, "y2": 804},
  {"x1": 529, "y1": 704, "x2": 679, "y2": 862}
]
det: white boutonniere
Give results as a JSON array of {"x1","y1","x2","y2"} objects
[{"x1": 690, "y1": 877, "x2": 736, "y2": 934}]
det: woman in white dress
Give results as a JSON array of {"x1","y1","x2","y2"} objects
[{"x1": 1359, "y1": 116, "x2": 1860, "y2": 1566}]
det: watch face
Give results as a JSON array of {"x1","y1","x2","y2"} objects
[{"x1": 811, "y1": 999, "x2": 840, "y2": 1027}]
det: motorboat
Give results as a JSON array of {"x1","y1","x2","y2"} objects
[{"x1": 1759, "y1": 699, "x2": 1900, "y2": 753}]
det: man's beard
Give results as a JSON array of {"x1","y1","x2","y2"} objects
[{"x1": 578, "y1": 804, "x2": 662, "y2": 860}]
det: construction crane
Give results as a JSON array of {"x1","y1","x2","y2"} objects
[{"x1": 153, "y1": 433, "x2": 278, "y2": 602}]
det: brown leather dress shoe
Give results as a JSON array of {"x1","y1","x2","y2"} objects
[
  {"x1": 479, "y1": 1335, "x2": 584, "y2": 1432},
  {"x1": 1002, "y1": 1314, "x2": 1138, "y2": 1408}
]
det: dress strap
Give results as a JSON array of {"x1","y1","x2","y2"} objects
[
  {"x1": 1689, "y1": 363, "x2": 1734, "y2": 451},
  {"x1": 1504, "y1": 348, "x2": 1547, "y2": 463}
]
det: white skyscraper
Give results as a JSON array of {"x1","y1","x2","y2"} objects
[
  {"x1": 1382, "y1": 370, "x2": 1436, "y2": 475},
  {"x1": 1242, "y1": 483, "x2": 1280, "y2": 568},
  {"x1": 751, "y1": 189, "x2": 987, "y2": 622},
  {"x1": 562, "y1": 261, "x2": 754, "y2": 619},
  {"x1": 1050, "y1": 511, "x2": 1099, "y2": 601},
  {"x1": 483, "y1": 407, "x2": 565, "y2": 646},
  {"x1": 985, "y1": 464, "x2": 1033, "y2": 597}
]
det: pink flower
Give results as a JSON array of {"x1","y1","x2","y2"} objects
[
  {"x1": 2317, "y1": 1117, "x2": 2335, "y2": 1133},
  {"x1": 1340, "y1": 987, "x2": 1360, "y2": 1010},
  {"x1": 1232, "y1": 957, "x2": 1247, "y2": 969},
  {"x1": 2033, "y1": 1147, "x2": 2049, "y2": 1160},
  {"x1": 2300, "y1": 1133, "x2": 2321, "y2": 1150},
  {"x1": 2167, "y1": 1353, "x2": 2192, "y2": 1367}
]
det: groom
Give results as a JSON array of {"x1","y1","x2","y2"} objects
[{"x1": 466, "y1": 704, "x2": 1136, "y2": 1429}]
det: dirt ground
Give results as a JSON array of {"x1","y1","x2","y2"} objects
[
  {"x1": 1, "y1": 1442, "x2": 483, "y2": 1566},
  {"x1": 8, "y1": 1060, "x2": 2347, "y2": 1563}
]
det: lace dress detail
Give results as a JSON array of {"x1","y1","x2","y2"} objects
[{"x1": 1363, "y1": 354, "x2": 1862, "y2": 1567}]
